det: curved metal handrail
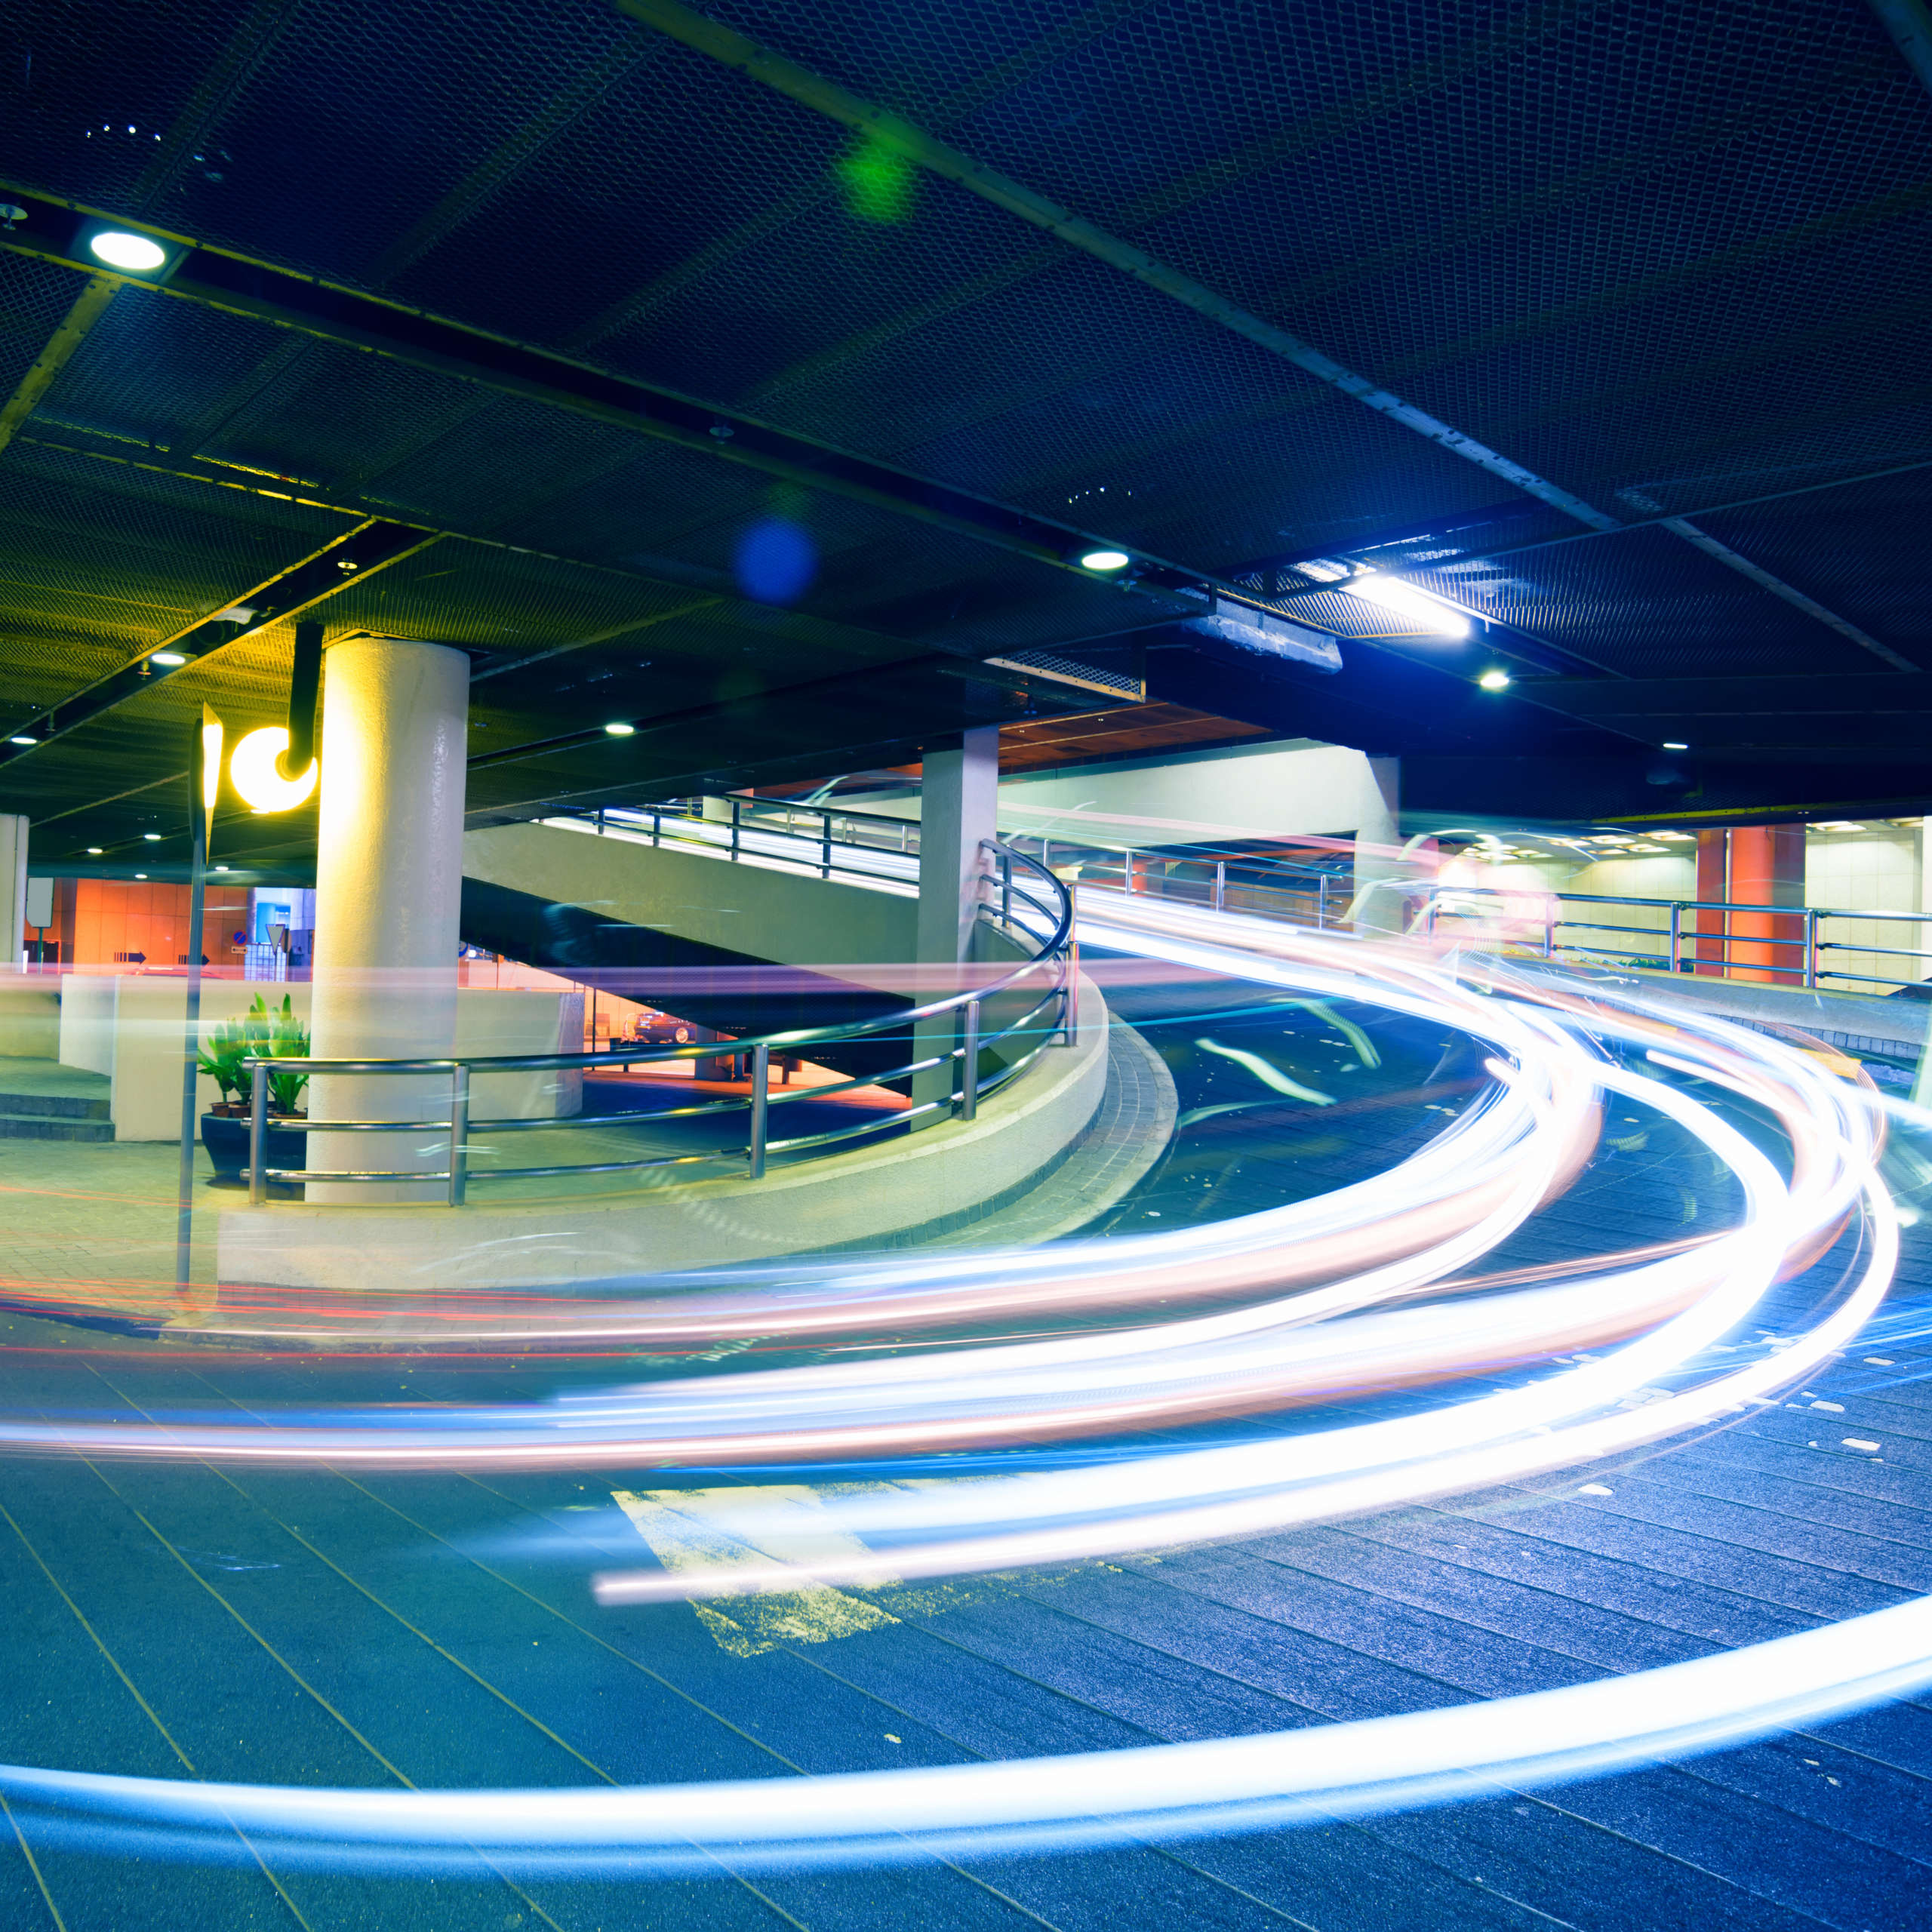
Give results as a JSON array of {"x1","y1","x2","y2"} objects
[{"x1": 241, "y1": 841, "x2": 1076, "y2": 1204}]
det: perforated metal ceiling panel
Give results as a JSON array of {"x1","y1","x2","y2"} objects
[{"x1": 3, "y1": 0, "x2": 1931, "y2": 853}]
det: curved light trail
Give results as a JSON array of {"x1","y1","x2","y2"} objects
[{"x1": 0, "y1": 889, "x2": 1918, "y2": 1872}]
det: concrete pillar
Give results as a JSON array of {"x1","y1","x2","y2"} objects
[
  {"x1": 1728, "y1": 825, "x2": 1804, "y2": 984},
  {"x1": 307, "y1": 639, "x2": 470, "y2": 1203},
  {"x1": 912, "y1": 727, "x2": 998, "y2": 1117},
  {"x1": 1350, "y1": 756, "x2": 1404, "y2": 933},
  {"x1": 1692, "y1": 830, "x2": 1728, "y2": 975},
  {"x1": 0, "y1": 815, "x2": 26, "y2": 965}
]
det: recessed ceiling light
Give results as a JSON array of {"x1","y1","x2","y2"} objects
[
  {"x1": 604, "y1": 721, "x2": 636, "y2": 737},
  {"x1": 1662, "y1": 740, "x2": 1688, "y2": 751},
  {"x1": 214, "y1": 864, "x2": 230, "y2": 872},
  {"x1": 1343, "y1": 571, "x2": 1471, "y2": 638},
  {"x1": 150, "y1": 651, "x2": 187, "y2": 666},
  {"x1": 134, "y1": 872, "x2": 147, "y2": 880},
  {"x1": 143, "y1": 832, "x2": 162, "y2": 841},
  {"x1": 1478, "y1": 668, "x2": 1511, "y2": 691},
  {"x1": 86, "y1": 847, "x2": 103, "y2": 855},
  {"x1": 8, "y1": 735, "x2": 35, "y2": 746},
  {"x1": 1078, "y1": 549, "x2": 1131, "y2": 571},
  {"x1": 88, "y1": 229, "x2": 168, "y2": 272}
]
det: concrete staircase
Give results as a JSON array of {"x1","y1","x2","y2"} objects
[{"x1": 0, "y1": 1061, "x2": 114, "y2": 1142}]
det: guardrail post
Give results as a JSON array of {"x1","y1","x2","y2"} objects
[
  {"x1": 1123, "y1": 847, "x2": 1136, "y2": 893},
  {"x1": 1804, "y1": 907, "x2": 1819, "y2": 989},
  {"x1": 1001, "y1": 851, "x2": 1012, "y2": 924},
  {"x1": 448, "y1": 1063, "x2": 470, "y2": 1206},
  {"x1": 652, "y1": 808, "x2": 661, "y2": 848},
  {"x1": 747, "y1": 1044, "x2": 769, "y2": 1178},
  {"x1": 958, "y1": 998, "x2": 980, "y2": 1121},
  {"x1": 1214, "y1": 860, "x2": 1226, "y2": 912},
  {"x1": 248, "y1": 1062, "x2": 267, "y2": 1205},
  {"x1": 1424, "y1": 894, "x2": 1438, "y2": 937},
  {"x1": 1058, "y1": 885, "x2": 1079, "y2": 1048},
  {"x1": 1317, "y1": 874, "x2": 1327, "y2": 929},
  {"x1": 821, "y1": 811, "x2": 832, "y2": 881},
  {"x1": 731, "y1": 796, "x2": 741, "y2": 861},
  {"x1": 1668, "y1": 901, "x2": 1681, "y2": 973}
]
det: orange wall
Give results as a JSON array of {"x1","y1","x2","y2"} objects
[{"x1": 63, "y1": 880, "x2": 254, "y2": 970}]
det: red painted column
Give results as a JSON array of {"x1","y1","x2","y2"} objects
[
  {"x1": 1728, "y1": 825, "x2": 1806, "y2": 983},
  {"x1": 1692, "y1": 830, "x2": 1728, "y2": 975}
]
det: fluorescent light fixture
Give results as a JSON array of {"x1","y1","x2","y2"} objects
[
  {"x1": 604, "y1": 721, "x2": 636, "y2": 737},
  {"x1": 134, "y1": 872, "x2": 146, "y2": 879},
  {"x1": 229, "y1": 725, "x2": 318, "y2": 813},
  {"x1": 143, "y1": 832, "x2": 162, "y2": 841},
  {"x1": 1478, "y1": 668, "x2": 1511, "y2": 691},
  {"x1": 214, "y1": 864, "x2": 230, "y2": 872},
  {"x1": 88, "y1": 229, "x2": 168, "y2": 272},
  {"x1": 1078, "y1": 549, "x2": 1131, "y2": 571},
  {"x1": 151, "y1": 651, "x2": 188, "y2": 667},
  {"x1": 1343, "y1": 571, "x2": 1471, "y2": 638},
  {"x1": 86, "y1": 847, "x2": 103, "y2": 856},
  {"x1": 8, "y1": 735, "x2": 35, "y2": 746},
  {"x1": 1662, "y1": 740, "x2": 1688, "y2": 751}
]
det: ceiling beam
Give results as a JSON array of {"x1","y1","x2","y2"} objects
[
  {"x1": 0, "y1": 518, "x2": 437, "y2": 772},
  {"x1": 0, "y1": 274, "x2": 117, "y2": 458},
  {"x1": 1869, "y1": 0, "x2": 1932, "y2": 98},
  {"x1": 0, "y1": 189, "x2": 1272, "y2": 635}
]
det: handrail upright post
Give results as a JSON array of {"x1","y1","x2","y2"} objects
[
  {"x1": 1318, "y1": 874, "x2": 1327, "y2": 929},
  {"x1": 248, "y1": 1062, "x2": 267, "y2": 1205},
  {"x1": 1214, "y1": 860, "x2": 1226, "y2": 912},
  {"x1": 821, "y1": 810, "x2": 832, "y2": 881},
  {"x1": 1668, "y1": 901, "x2": 1681, "y2": 974},
  {"x1": 448, "y1": 1063, "x2": 469, "y2": 1206},
  {"x1": 1804, "y1": 907, "x2": 1819, "y2": 989},
  {"x1": 959, "y1": 998, "x2": 980, "y2": 1121},
  {"x1": 748, "y1": 1044, "x2": 769, "y2": 1179},
  {"x1": 1001, "y1": 850, "x2": 1012, "y2": 925},
  {"x1": 731, "y1": 796, "x2": 740, "y2": 861}
]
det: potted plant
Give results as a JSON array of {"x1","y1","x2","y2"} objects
[{"x1": 199, "y1": 994, "x2": 310, "y2": 1195}]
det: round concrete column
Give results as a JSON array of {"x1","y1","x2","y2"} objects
[{"x1": 307, "y1": 638, "x2": 469, "y2": 1204}]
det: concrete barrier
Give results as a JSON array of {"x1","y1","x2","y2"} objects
[
  {"x1": 54, "y1": 976, "x2": 586, "y2": 1140},
  {"x1": 215, "y1": 975, "x2": 1108, "y2": 1292}
]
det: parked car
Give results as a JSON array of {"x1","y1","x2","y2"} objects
[{"x1": 626, "y1": 1010, "x2": 699, "y2": 1046}]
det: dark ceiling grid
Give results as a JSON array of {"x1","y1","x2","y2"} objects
[{"x1": 609, "y1": 0, "x2": 1929, "y2": 691}]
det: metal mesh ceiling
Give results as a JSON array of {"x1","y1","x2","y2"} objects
[{"x1": 4, "y1": 0, "x2": 1932, "y2": 848}]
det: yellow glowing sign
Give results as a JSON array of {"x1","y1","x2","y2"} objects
[
  {"x1": 229, "y1": 726, "x2": 317, "y2": 814},
  {"x1": 201, "y1": 709, "x2": 223, "y2": 814}
]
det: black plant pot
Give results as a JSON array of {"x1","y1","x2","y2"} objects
[{"x1": 201, "y1": 1112, "x2": 307, "y2": 1199}]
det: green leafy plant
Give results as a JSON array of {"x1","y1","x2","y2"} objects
[{"x1": 198, "y1": 993, "x2": 309, "y2": 1114}]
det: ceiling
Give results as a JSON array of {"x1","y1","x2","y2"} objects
[{"x1": 3, "y1": 0, "x2": 1930, "y2": 869}]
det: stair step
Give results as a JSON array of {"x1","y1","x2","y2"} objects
[
  {"x1": 0, "y1": 1115, "x2": 115, "y2": 1142},
  {"x1": 0, "y1": 1091, "x2": 112, "y2": 1121}
]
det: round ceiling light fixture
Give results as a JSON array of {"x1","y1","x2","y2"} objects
[
  {"x1": 1478, "y1": 668, "x2": 1511, "y2": 691},
  {"x1": 150, "y1": 651, "x2": 187, "y2": 667},
  {"x1": 88, "y1": 229, "x2": 168, "y2": 272},
  {"x1": 8, "y1": 735, "x2": 36, "y2": 747},
  {"x1": 1663, "y1": 740, "x2": 1689, "y2": 752},
  {"x1": 1078, "y1": 549, "x2": 1131, "y2": 571},
  {"x1": 229, "y1": 726, "x2": 318, "y2": 814},
  {"x1": 604, "y1": 721, "x2": 636, "y2": 737}
]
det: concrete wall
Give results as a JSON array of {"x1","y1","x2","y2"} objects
[
  {"x1": 0, "y1": 970, "x2": 60, "y2": 1058},
  {"x1": 0, "y1": 817, "x2": 25, "y2": 966},
  {"x1": 464, "y1": 821, "x2": 918, "y2": 977},
  {"x1": 218, "y1": 975, "x2": 1109, "y2": 1291},
  {"x1": 57, "y1": 977, "x2": 584, "y2": 1140}
]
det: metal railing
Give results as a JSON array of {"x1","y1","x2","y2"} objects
[
  {"x1": 241, "y1": 840, "x2": 1074, "y2": 1204},
  {"x1": 1418, "y1": 885, "x2": 1932, "y2": 990}
]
